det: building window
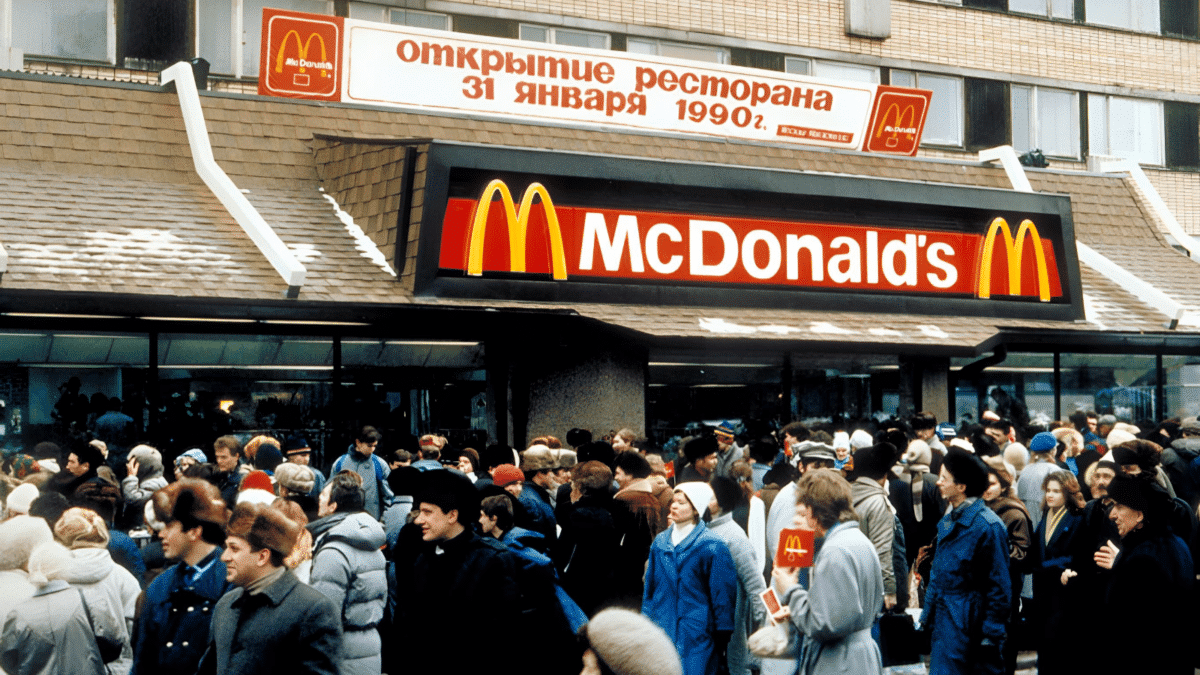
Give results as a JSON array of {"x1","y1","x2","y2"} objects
[
  {"x1": 784, "y1": 57, "x2": 809, "y2": 76},
  {"x1": 626, "y1": 38, "x2": 728, "y2": 64},
  {"x1": 520, "y1": 24, "x2": 609, "y2": 50},
  {"x1": 784, "y1": 58, "x2": 878, "y2": 84},
  {"x1": 1011, "y1": 85, "x2": 1079, "y2": 158},
  {"x1": 1008, "y1": 0, "x2": 1073, "y2": 18},
  {"x1": 1088, "y1": 94, "x2": 1164, "y2": 165},
  {"x1": 13, "y1": 0, "x2": 113, "y2": 62},
  {"x1": 1085, "y1": 0, "x2": 1160, "y2": 33},
  {"x1": 892, "y1": 70, "x2": 963, "y2": 147},
  {"x1": 348, "y1": 4, "x2": 451, "y2": 31},
  {"x1": 197, "y1": 0, "x2": 334, "y2": 77}
]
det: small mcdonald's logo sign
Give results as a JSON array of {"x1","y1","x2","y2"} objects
[
  {"x1": 774, "y1": 528, "x2": 815, "y2": 568},
  {"x1": 465, "y1": 180, "x2": 569, "y2": 280},
  {"x1": 864, "y1": 87, "x2": 932, "y2": 156},
  {"x1": 258, "y1": 9, "x2": 343, "y2": 100}
]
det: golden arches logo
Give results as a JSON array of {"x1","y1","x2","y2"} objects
[
  {"x1": 465, "y1": 180, "x2": 568, "y2": 280},
  {"x1": 782, "y1": 535, "x2": 808, "y2": 562},
  {"x1": 874, "y1": 103, "x2": 917, "y2": 149},
  {"x1": 275, "y1": 30, "x2": 328, "y2": 76},
  {"x1": 977, "y1": 217, "x2": 1051, "y2": 302}
]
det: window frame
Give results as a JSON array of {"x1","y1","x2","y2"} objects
[
  {"x1": 196, "y1": 0, "x2": 335, "y2": 78},
  {"x1": 10, "y1": 0, "x2": 117, "y2": 64},
  {"x1": 1007, "y1": 0, "x2": 1073, "y2": 19},
  {"x1": 1088, "y1": 93, "x2": 1165, "y2": 166},
  {"x1": 892, "y1": 70, "x2": 965, "y2": 148},
  {"x1": 625, "y1": 37, "x2": 729, "y2": 65},
  {"x1": 518, "y1": 23, "x2": 610, "y2": 50},
  {"x1": 1083, "y1": 0, "x2": 1161, "y2": 34},
  {"x1": 1011, "y1": 84, "x2": 1081, "y2": 159}
]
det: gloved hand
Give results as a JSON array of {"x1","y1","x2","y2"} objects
[
  {"x1": 977, "y1": 637, "x2": 1002, "y2": 665},
  {"x1": 715, "y1": 630, "x2": 733, "y2": 675}
]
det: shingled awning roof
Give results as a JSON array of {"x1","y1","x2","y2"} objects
[{"x1": 0, "y1": 70, "x2": 1195, "y2": 354}]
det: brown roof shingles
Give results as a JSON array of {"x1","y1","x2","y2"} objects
[{"x1": 0, "y1": 72, "x2": 1195, "y2": 346}]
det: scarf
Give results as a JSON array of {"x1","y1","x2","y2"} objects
[{"x1": 905, "y1": 464, "x2": 930, "y2": 521}]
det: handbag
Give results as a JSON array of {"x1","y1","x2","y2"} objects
[
  {"x1": 747, "y1": 622, "x2": 796, "y2": 659},
  {"x1": 76, "y1": 588, "x2": 124, "y2": 664},
  {"x1": 878, "y1": 610, "x2": 920, "y2": 666}
]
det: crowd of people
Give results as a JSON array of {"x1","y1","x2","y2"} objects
[{"x1": 0, "y1": 407, "x2": 1196, "y2": 675}]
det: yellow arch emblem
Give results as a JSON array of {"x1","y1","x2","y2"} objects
[
  {"x1": 874, "y1": 103, "x2": 916, "y2": 146},
  {"x1": 275, "y1": 30, "x2": 328, "y2": 76},
  {"x1": 465, "y1": 180, "x2": 568, "y2": 280},
  {"x1": 977, "y1": 217, "x2": 1051, "y2": 302}
]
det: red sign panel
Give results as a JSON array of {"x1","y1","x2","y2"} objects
[
  {"x1": 864, "y1": 86, "x2": 934, "y2": 156},
  {"x1": 775, "y1": 528, "x2": 815, "y2": 568},
  {"x1": 438, "y1": 181, "x2": 1064, "y2": 301},
  {"x1": 258, "y1": 8, "x2": 344, "y2": 101}
]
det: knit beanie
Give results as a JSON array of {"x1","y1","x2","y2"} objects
[
  {"x1": 240, "y1": 470, "x2": 275, "y2": 493},
  {"x1": 674, "y1": 482, "x2": 715, "y2": 520},
  {"x1": 6, "y1": 483, "x2": 39, "y2": 516},
  {"x1": 586, "y1": 608, "x2": 683, "y2": 675},
  {"x1": 492, "y1": 464, "x2": 524, "y2": 487},
  {"x1": 1028, "y1": 432, "x2": 1057, "y2": 455},
  {"x1": 8, "y1": 454, "x2": 40, "y2": 480},
  {"x1": 54, "y1": 507, "x2": 110, "y2": 549},
  {"x1": 849, "y1": 429, "x2": 874, "y2": 450},
  {"x1": 1107, "y1": 429, "x2": 1138, "y2": 449},
  {"x1": 274, "y1": 463, "x2": 316, "y2": 495},
  {"x1": 254, "y1": 445, "x2": 284, "y2": 474},
  {"x1": 904, "y1": 439, "x2": 932, "y2": 466},
  {"x1": 0, "y1": 515, "x2": 53, "y2": 571}
]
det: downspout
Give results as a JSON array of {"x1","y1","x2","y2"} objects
[{"x1": 160, "y1": 61, "x2": 307, "y2": 298}]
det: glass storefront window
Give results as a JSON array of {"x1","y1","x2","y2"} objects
[
  {"x1": 1164, "y1": 355, "x2": 1200, "y2": 420},
  {"x1": 1059, "y1": 353, "x2": 1158, "y2": 424},
  {"x1": 953, "y1": 352, "x2": 1055, "y2": 428}
]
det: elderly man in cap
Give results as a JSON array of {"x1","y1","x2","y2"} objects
[
  {"x1": 921, "y1": 448, "x2": 1010, "y2": 675},
  {"x1": 282, "y1": 436, "x2": 325, "y2": 498},
  {"x1": 133, "y1": 479, "x2": 233, "y2": 675},
  {"x1": 197, "y1": 502, "x2": 343, "y2": 675},
  {"x1": 1090, "y1": 473, "x2": 1193, "y2": 675}
]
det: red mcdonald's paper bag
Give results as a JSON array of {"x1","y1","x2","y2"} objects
[
  {"x1": 664, "y1": 460, "x2": 675, "y2": 480},
  {"x1": 775, "y1": 528, "x2": 815, "y2": 568}
]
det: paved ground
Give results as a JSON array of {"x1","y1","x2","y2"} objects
[{"x1": 884, "y1": 652, "x2": 1039, "y2": 674}]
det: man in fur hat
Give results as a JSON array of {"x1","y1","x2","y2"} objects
[
  {"x1": 198, "y1": 502, "x2": 343, "y2": 675},
  {"x1": 133, "y1": 479, "x2": 233, "y2": 675},
  {"x1": 390, "y1": 469, "x2": 520, "y2": 675}
]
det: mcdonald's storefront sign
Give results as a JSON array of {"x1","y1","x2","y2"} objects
[
  {"x1": 418, "y1": 144, "x2": 1083, "y2": 321},
  {"x1": 258, "y1": 8, "x2": 343, "y2": 100}
]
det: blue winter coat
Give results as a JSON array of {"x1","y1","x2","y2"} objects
[
  {"x1": 920, "y1": 498, "x2": 1011, "y2": 675},
  {"x1": 643, "y1": 524, "x2": 738, "y2": 675},
  {"x1": 131, "y1": 549, "x2": 233, "y2": 675}
]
